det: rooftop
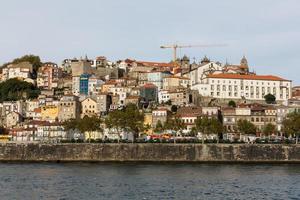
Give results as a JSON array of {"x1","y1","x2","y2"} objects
[{"x1": 207, "y1": 73, "x2": 289, "y2": 81}]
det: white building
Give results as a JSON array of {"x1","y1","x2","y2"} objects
[
  {"x1": 192, "y1": 73, "x2": 292, "y2": 101},
  {"x1": 0, "y1": 101, "x2": 24, "y2": 116},
  {"x1": 158, "y1": 90, "x2": 170, "y2": 104},
  {"x1": 35, "y1": 122, "x2": 67, "y2": 142},
  {"x1": 158, "y1": 89, "x2": 189, "y2": 106},
  {"x1": 184, "y1": 60, "x2": 223, "y2": 87},
  {"x1": 108, "y1": 86, "x2": 131, "y2": 105},
  {"x1": 25, "y1": 99, "x2": 40, "y2": 118},
  {"x1": 72, "y1": 76, "x2": 80, "y2": 96},
  {"x1": 2, "y1": 62, "x2": 33, "y2": 81},
  {"x1": 187, "y1": 56, "x2": 292, "y2": 102},
  {"x1": 88, "y1": 76, "x2": 104, "y2": 95}
]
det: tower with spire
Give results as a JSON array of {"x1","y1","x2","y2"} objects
[{"x1": 240, "y1": 55, "x2": 249, "y2": 73}]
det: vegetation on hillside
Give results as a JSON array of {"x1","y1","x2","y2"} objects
[{"x1": 0, "y1": 78, "x2": 40, "y2": 102}]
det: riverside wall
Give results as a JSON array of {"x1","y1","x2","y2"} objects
[{"x1": 0, "y1": 143, "x2": 299, "y2": 163}]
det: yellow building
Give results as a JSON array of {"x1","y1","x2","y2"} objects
[
  {"x1": 41, "y1": 105, "x2": 59, "y2": 122},
  {"x1": 101, "y1": 80, "x2": 116, "y2": 93},
  {"x1": 81, "y1": 97, "x2": 98, "y2": 117}
]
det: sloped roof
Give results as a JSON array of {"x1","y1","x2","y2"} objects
[
  {"x1": 177, "y1": 106, "x2": 202, "y2": 117},
  {"x1": 207, "y1": 73, "x2": 289, "y2": 81}
]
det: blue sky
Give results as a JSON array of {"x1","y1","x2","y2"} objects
[{"x1": 0, "y1": 0, "x2": 299, "y2": 84}]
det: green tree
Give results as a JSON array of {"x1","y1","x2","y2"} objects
[
  {"x1": 196, "y1": 116, "x2": 211, "y2": 143},
  {"x1": 105, "y1": 109, "x2": 125, "y2": 139},
  {"x1": 163, "y1": 117, "x2": 186, "y2": 143},
  {"x1": 210, "y1": 117, "x2": 224, "y2": 143},
  {"x1": 163, "y1": 118, "x2": 173, "y2": 131},
  {"x1": 190, "y1": 127, "x2": 198, "y2": 137},
  {"x1": 154, "y1": 120, "x2": 164, "y2": 133},
  {"x1": 0, "y1": 78, "x2": 40, "y2": 102},
  {"x1": 283, "y1": 112, "x2": 300, "y2": 144},
  {"x1": 171, "y1": 105, "x2": 178, "y2": 113},
  {"x1": 63, "y1": 118, "x2": 79, "y2": 132},
  {"x1": 228, "y1": 100, "x2": 236, "y2": 108},
  {"x1": 63, "y1": 116, "x2": 102, "y2": 142},
  {"x1": 195, "y1": 116, "x2": 223, "y2": 143},
  {"x1": 237, "y1": 119, "x2": 257, "y2": 135},
  {"x1": 122, "y1": 104, "x2": 144, "y2": 139},
  {"x1": 263, "y1": 123, "x2": 276, "y2": 138},
  {"x1": 105, "y1": 104, "x2": 144, "y2": 140},
  {"x1": 172, "y1": 117, "x2": 186, "y2": 136},
  {"x1": 264, "y1": 93, "x2": 276, "y2": 104},
  {"x1": 79, "y1": 115, "x2": 103, "y2": 142}
]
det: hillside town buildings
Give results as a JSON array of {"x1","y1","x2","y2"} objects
[
  {"x1": 0, "y1": 54, "x2": 298, "y2": 142},
  {"x1": 2, "y1": 62, "x2": 33, "y2": 82}
]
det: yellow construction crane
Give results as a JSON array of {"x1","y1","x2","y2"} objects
[{"x1": 160, "y1": 43, "x2": 227, "y2": 62}]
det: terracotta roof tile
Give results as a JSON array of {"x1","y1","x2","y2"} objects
[
  {"x1": 136, "y1": 61, "x2": 176, "y2": 68},
  {"x1": 34, "y1": 108, "x2": 41, "y2": 113},
  {"x1": 207, "y1": 73, "x2": 289, "y2": 81},
  {"x1": 164, "y1": 75, "x2": 190, "y2": 80},
  {"x1": 143, "y1": 83, "x2": 157, "y2": 88}
]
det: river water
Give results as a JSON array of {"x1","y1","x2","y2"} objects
[{"x1": 0, "y1": 163, "x2": 299, "y2": 200}]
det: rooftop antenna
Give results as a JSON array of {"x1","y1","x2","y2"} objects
[{"x1": 225, "y1": 58, "x2": 229, "y2": 65}]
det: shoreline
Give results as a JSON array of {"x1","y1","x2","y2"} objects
[{"x1": 1, "y1": 160, "x2": 300, "y2": 164}]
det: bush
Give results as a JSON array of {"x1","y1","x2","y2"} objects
[
  {"x1": 228, "y1": 100, "x2": 236, "y2": 108},
  {"x1": 95, "y1": 139, "x2": 103, "y2": 143}
]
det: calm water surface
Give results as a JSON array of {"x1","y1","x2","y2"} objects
[{"x1": 0, "y1": 163, "x2": 299, "y2": 200}]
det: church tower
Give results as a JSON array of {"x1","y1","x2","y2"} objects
[{"x1": 240, "y1": 55, "x2": 249, "y2": 73}]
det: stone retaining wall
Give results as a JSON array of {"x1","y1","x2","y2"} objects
[{"x1": 0, "y1": 143, "x2": 299, "y2": 162}]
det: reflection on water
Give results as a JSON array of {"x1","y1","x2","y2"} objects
[{"x1": 0, "y1": 163, "x2": 299, "y2": 200}]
